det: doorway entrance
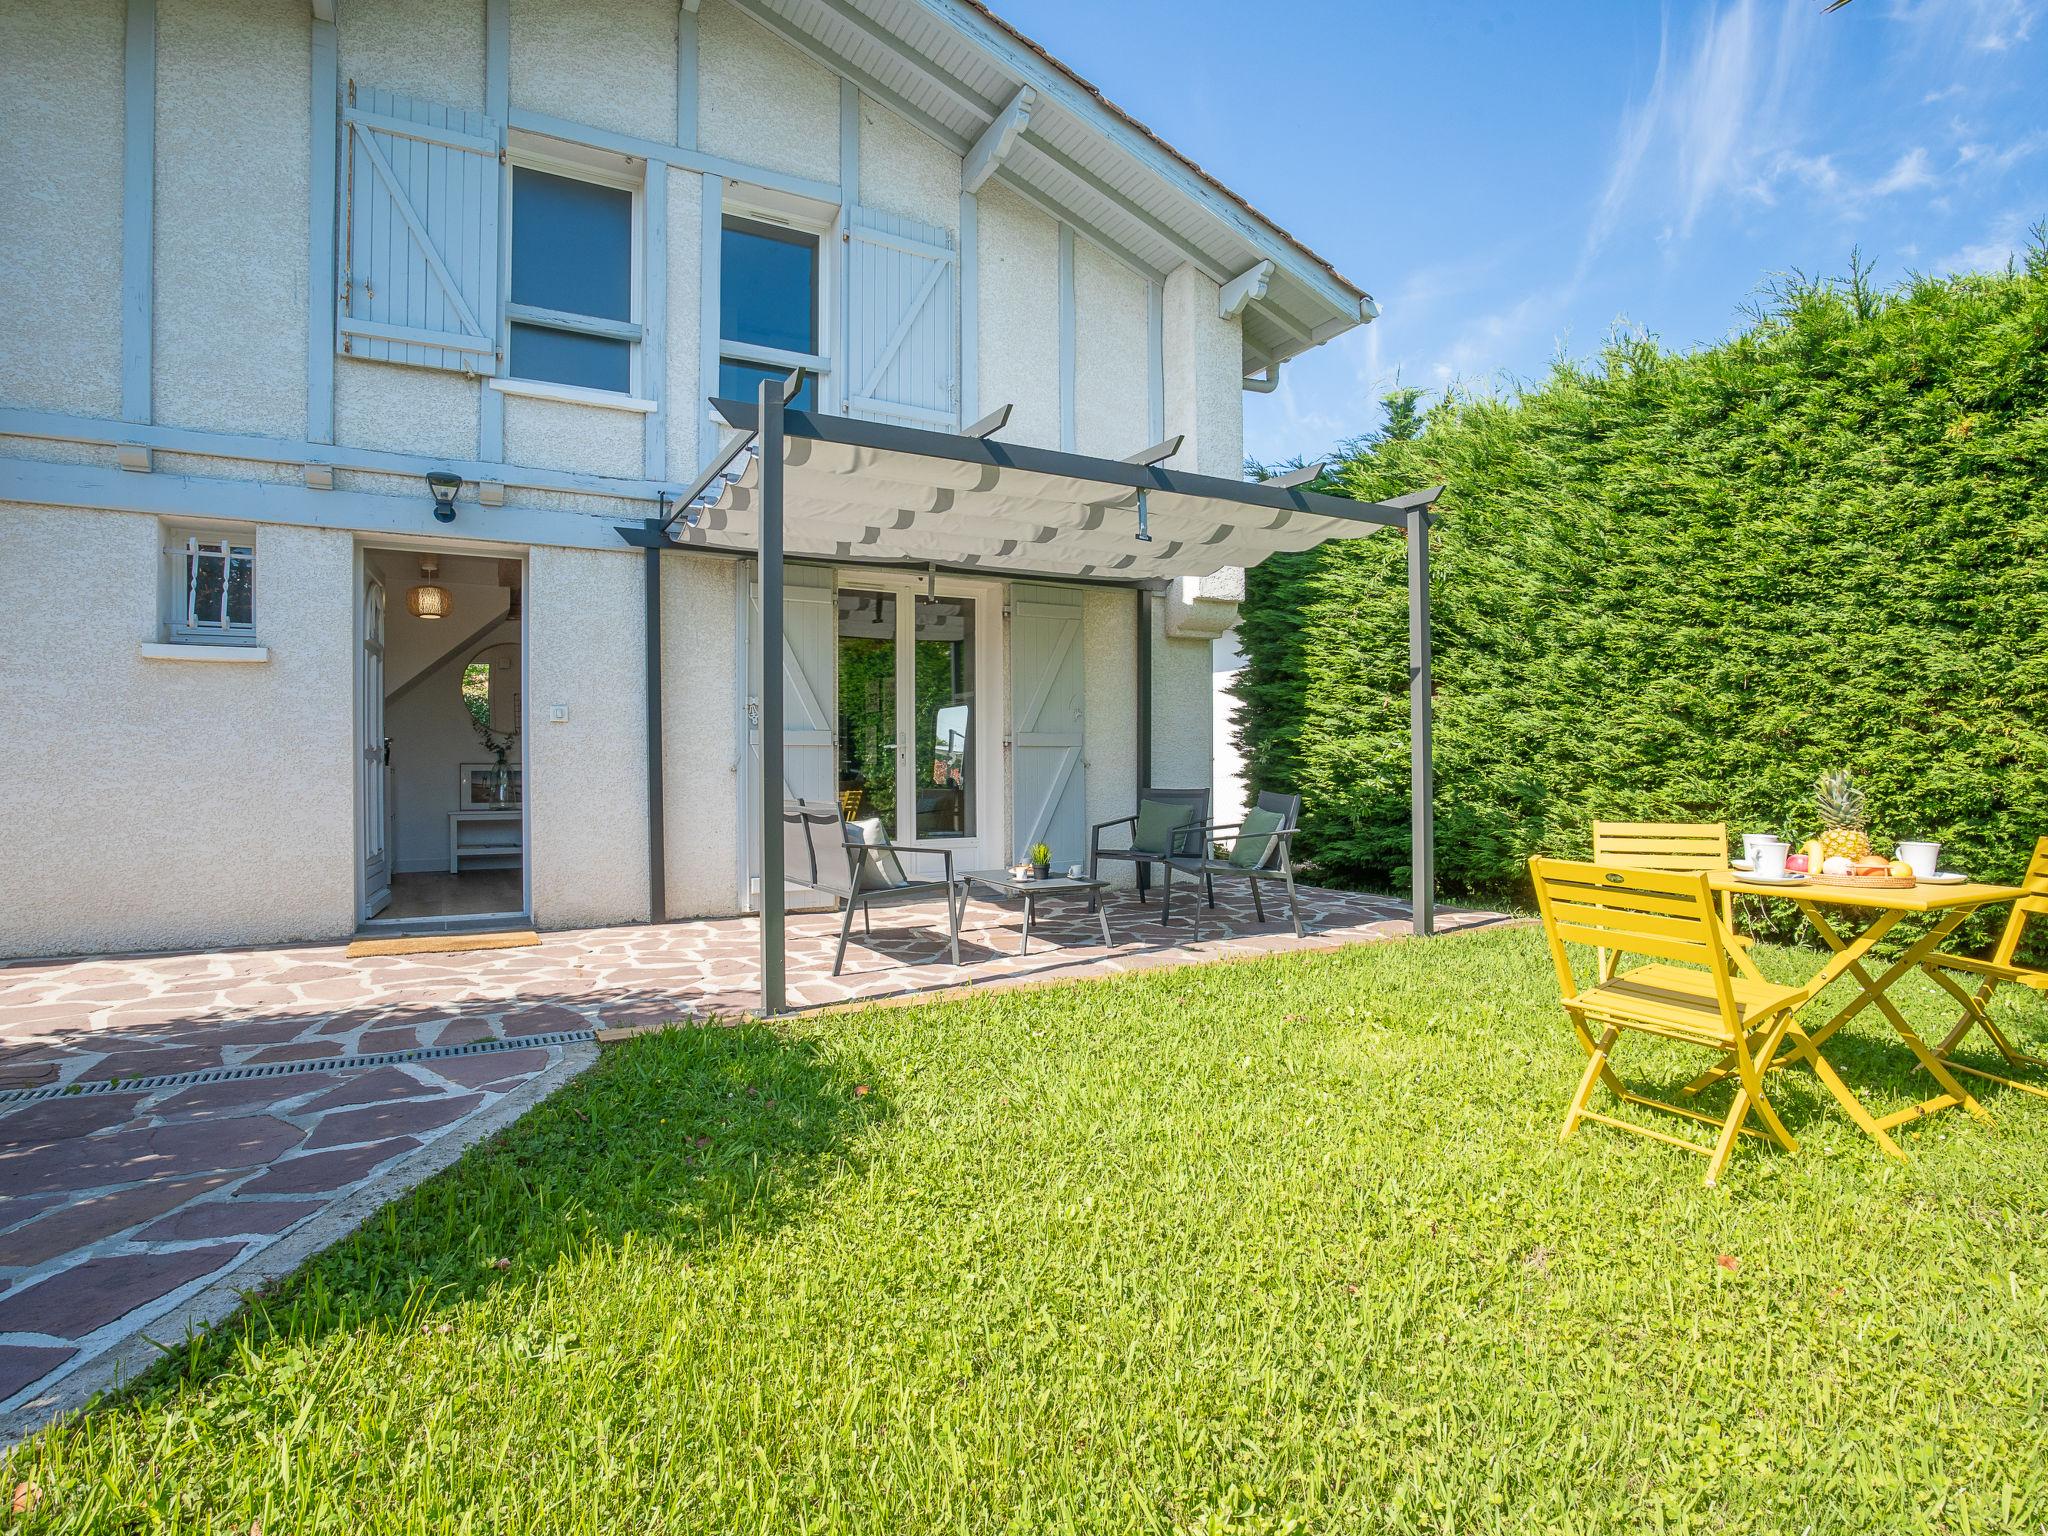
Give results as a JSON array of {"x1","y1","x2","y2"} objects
[{"x1": 357, "y1": 544, "x2": 530, "y2": 929}]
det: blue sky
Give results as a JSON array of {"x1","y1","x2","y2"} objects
[{"x1": 998, "y1": 0, "x2": 2048, "y2": 467}]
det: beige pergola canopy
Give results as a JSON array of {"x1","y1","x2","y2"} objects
[
  {"x1": 618, "y1": 385, "x2": 1443, "y2": 1014},
  {"x1": 662, "y1": 400, "x2": 1416, "y2": 581}
]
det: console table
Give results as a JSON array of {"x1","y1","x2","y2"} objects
[{"x1": 448, "y1": 810, "x2": 522, "y2": 872}]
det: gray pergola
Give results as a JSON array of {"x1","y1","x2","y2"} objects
[{"x1": 622, "y1": 376, "x2": 1442, "y2": 1015}]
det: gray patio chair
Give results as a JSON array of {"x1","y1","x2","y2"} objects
[
  {"x1": 782, "y1": 799, "x2": 962, "y2": 975},
  {"x1": 1163, "y1": 791, "x2": 1306, "y2": 939},
  {"x1": 1088, "y1": 787, "x2": 1212, "y2": 914}
]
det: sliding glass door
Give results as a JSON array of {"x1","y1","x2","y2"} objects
[{"x1": 835, "y1": 579, "x2": 997, "y2": 871}]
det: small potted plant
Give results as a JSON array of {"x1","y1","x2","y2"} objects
[{"x1": 1029, "y1": 841, "x2": 1052, "y2": 880}]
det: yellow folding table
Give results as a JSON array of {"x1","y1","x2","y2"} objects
[{"x1": 1697, "y1": 872, "x2": 2024, "y2": 1161}]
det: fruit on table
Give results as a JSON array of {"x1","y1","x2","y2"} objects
[
  {"x1": 1816, "y1": 769, "x2": 1872, "y2": 861},
  {"x1": 1851, "y1": 856, "x2": 1891, "y2": 876},
  {"x1": 1786, "y1": 853, "x2": 1810, "y2": 873},
  {"x1": 1822, "y1": 856, "x2": 1855, "y2": 876},
  {"x1": 1888, "y1": 859, "x2": 1914, "y2": 878}
]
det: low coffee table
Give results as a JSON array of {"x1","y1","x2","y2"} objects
[{"x1": 957, "y1": 870, "x2": 1112, "y2": 954}]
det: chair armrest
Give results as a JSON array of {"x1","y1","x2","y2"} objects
[{"x1": 1091, "y1": 815, "x2": 1138, "y2": 856}]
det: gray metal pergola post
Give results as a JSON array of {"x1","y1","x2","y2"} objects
[
  {"x1": 756, "y1": 375, "x2": 788, "y2": 1015},
  {"x1": 1404, "y1": 494, "x2": 1437, "y2": 937}
]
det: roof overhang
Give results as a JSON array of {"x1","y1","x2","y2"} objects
[
  {"x1": 626, "y1": 403, "x2": 1436, "y2": 583},
  {"x1": 721, "y1": 0, "x2": 1374, "y2": 377}
]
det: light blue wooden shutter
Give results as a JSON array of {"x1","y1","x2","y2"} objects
[
  {"x1": 746, "y1": 566, "x2": 838, "y2": 910},
  {"x1": 844, "y1": 208, "x2": 956, "y2": 429},
  {"x1": 339, "y1": 86, "x2": 501, "y2": 374},
  {"x1": 1011, "y1": 586, "x2": 1087, "y2": 865}
]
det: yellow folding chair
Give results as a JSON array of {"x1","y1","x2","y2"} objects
[
  {"x1": 1530, "y1": 857, "x2": 1806, "y2": 1186},
  {"x1": 1591, "y1": 822, "x2": 1753, "y2": 980},
  {"x1": 1920, "y1": 836, "x2": 2048, "y2": 1100}
]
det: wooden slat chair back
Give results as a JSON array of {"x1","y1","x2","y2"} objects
[
  {"x1": 1921, "y1": 835, "x2": 2048, "y2": 1098},
  {"x1": 1530, "y1": 857, "x2": 1804, "y2": 1186},
  {"x1": 1591, "y1": 821, "x2": 1748, "y2": 979}
]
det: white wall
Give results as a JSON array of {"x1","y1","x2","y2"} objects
[
  {"x1": 155, "y1": 0, "x2": 309, "y2": 440},
  {"x1": 1212, "y1": 627, "x2": 1249, "y2": 827},
  {"x1": 976, "y1": 181, "x2": 1061, "y2": 450},
  {"x1": 0, "y1": 504, "x2": 356, "y2": 958},
  {"x1": 698, "y1": 0, "x2": 839, "y2": 184},
  {"x1": 0, "y1": 0, "x2": 124, "y2": 419},
  {"x1": 511, "y1": 0, "x2": 673, "y2": 143},
  {"x1": 525, "y1": 544, "x2": 649, "y2": 928}
]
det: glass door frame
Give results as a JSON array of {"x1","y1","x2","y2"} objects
[{"x1": 833, "y1": 569, "x2": 1005, "y2": 878}]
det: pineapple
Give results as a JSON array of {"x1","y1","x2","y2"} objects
[{"x1": 1815, "y1": 769, "x2": 1871, "y2": 861}]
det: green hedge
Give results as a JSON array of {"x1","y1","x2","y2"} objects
[{"x1": 1237, "y1": 245, "x2": 2048, "y2": 943}]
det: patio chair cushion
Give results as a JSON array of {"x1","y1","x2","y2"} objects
[
  {"x1": 848, "y1": 818, "x2": 908, "y2": 891},
  {"x1": 1133, "y1": 798, "x2": 1196, "y2": 855},
  {"x1": 1229, "y1": 807, "x2": 1285, "y2": 869}
]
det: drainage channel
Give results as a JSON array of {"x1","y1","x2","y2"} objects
[{"x1": 0, "y1": 1029, "x2": 598, "y2": 1109}]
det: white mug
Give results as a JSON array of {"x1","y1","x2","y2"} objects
[
  {"x1": 1067, "y1": 864, "x2": 1084, "y2": 879},
  {"x1": 1753, "y1": 841, "x2": 1790, "y2": 879},
  {"x1": 1897, "y1": 841, "x2": 1941, "y2": 879},
  {"x1": 1740, "y1": 834, "x2": 1772, "y2": 863}
]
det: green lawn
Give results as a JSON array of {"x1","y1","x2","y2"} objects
[{"x1": 14, "y1": 926, "x2": 2048, "y2": 1533}]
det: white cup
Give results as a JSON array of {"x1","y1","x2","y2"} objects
[
  {"x1": 1740, "y1": 834, "x2": 1772, "y2": 863},
  {"x1": 1067, "y1": 864, "x2": 1084, "y2": 879},
  {"x1": 1752, "y1": 841, "x2": 1790, "y2": 879},
  {"x1": 1897, "y1": 841, "x2": 1941, "y2": 879}
]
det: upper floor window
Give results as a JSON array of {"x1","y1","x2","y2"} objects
[
  {"x1": 508, "y1": 163, "x2": 642, "y2": 396},
  {"x1": 720, "y1": 217, "x2": 821, "y2": 410},
  {"x1": 168, "y1": 529, "x2": 256, "y2": 642}
]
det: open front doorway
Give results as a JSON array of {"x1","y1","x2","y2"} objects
[{"x1": 357, "y1": 544, "x2": 530, "y2": 929}]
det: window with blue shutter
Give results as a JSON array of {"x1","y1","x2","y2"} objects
[
  {"x1": 338, "y1": 86, "x2": 501, "y2": 375},
  {"x1": 843, "y1": 208, "x2": 957, "y2": 430}
]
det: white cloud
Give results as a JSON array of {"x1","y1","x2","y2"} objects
[
  {"x1": 1887, "y1": 0, "x2": 2037, "y2": 55},
  {"x1": 1956, "y1": 130, "x2": 2048, "y2": 173},
  {"x1": 1872, "y1": 147, "x2": 1936, "y2": 194},
  {"x1": 1584, "y1": 0, "x2": 1821, "y2": 262},
  {"x1": 1933, "y1": 209, "x2": 2036, "y2": 273}
]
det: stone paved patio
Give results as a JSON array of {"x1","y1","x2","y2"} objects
[{"x1": 0, "y1": 881, "x2": 1509, "y2": 1430}]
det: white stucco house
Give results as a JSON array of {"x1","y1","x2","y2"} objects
[{"x1": 0, "y1": 0, "x2": 1398, "y2": 962}]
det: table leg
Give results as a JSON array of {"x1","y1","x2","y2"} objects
[
  {"x1": 1097, "y1": 898, "x2": 1112, "y2": 949},
  {"x1": 1683, "y1": 908, "x2": 1907, "y2": 1096},
  {"x1": 1917, "y1": 965, "x2": 2048, "y2": 1103},
  {"x1": 1020, "y1": 893, "x2": 1033, "y2": 956},
  {"x1": 1797, "y1": 905, "x2": 1993, "y2": 1129},
  {"x1": 1684, "y1": 905, "x2": 1947, "y2": 1159}
]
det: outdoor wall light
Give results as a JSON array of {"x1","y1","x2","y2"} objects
[{"x1": 426, "y1": 469, "x2": 462, "y2": 522}]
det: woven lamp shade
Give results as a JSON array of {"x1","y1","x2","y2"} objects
[{"x1": 407, "y1": 559, "x2": 451, "y2": 619}]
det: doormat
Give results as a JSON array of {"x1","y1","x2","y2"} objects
[{"x1": 346, "y1": 930, "x2": 541, "y2": 959}]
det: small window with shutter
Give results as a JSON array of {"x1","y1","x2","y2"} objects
[{"x1": 165, "y1": 528, "x2": 258, "y2": 644}]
